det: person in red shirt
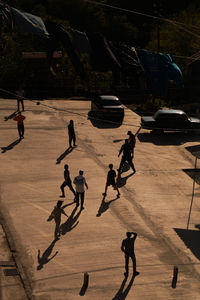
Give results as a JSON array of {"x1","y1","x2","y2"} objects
[{"x1": 13, "y1": 111, "x2": 26, "y2": 139}]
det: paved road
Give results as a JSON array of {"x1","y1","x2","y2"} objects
[{"x1": 1, "y1": 98, "x2": 200, "y2": 299}]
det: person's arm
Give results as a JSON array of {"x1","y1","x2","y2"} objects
[
  {"x1": 131, "y1": 232, "x2": 137, "y2": 238},
  {"x1": 85, "y1": 181, "x2": 88, "y2": 190},
  {"x1": 121, "y1": 240, "x2": 125, "y2": 253},
  {"x1": 118, "y1": 145, "x2": 123, "y2": 157}
]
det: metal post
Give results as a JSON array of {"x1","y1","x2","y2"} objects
[{"x1": 186, "y1": 157, "x2": 197, "y2": 229}]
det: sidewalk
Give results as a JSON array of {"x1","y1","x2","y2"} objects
[{"x1": 0, "y1": 99, "x2": 200, "y2": 299}]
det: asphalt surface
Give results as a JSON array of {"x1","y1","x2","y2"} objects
[{"x1": 1, "y1": 98, "x2": 200, "y2": 300}]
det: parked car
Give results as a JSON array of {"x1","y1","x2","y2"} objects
[
  {"x1": 90, "y1": 95, "x2": 124, "y2": 121},
  {"x1": 141, "y1": 109, "x2": 200, "y2": 133}
]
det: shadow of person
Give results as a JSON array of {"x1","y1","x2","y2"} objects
[
  {"x1": 96, "y1": 196, "x2": 118, "y2": 217},
  {"x1": 112, "y1": 273, "x2": 136, "y2": 300},
  {"x1": 56, "y1": 147, "x2": 74, "y2": 164},
  {"x1": 37, "y1": 238, "x2": 58, "y2": 270},
  {"x1": 1, "y1": 138, "x2": 21, "y2": 153},
  {"x1": 117, "y1": 172, "x2": 135, "y2": 188},
  {"x1": 60, "y1": 205, "x2": 81, "y2": 235},
  {"x1": 4, "y1": 110, "x2": 18, "y2": 121}
]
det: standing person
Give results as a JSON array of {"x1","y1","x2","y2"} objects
[
  {"x1": 16, "y1": 85, "x2": 25, "y2": 112},
  {"x1": 73, "y1": 170, "x2": 88, "y2": 210},
  {"x1": 47, "y1": 200, "x2": 68, "y2": 239},
  {"x1": 118, "y1": 139, "x2": 136, "y2": 174},
  {"x1": 127, "y1": 131, "x2": 136, "y2": 157},
  {"x1": 121, "y1": 232, "x2": 139, "y2": 277},
  {"x1": 13, "y1": 111, "x2": 26, "y2": 139},
  {"x1": 68, "y1": 120, "x2": 77, "y2": 148},
  {"x1": 102, "y1": 164, "x2": 120, "y2": 198},
  {"x1": 60, "y1": 164, "x2": 76, "y2": 199}
]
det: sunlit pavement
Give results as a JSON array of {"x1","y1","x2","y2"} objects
[{"x1": 1, "y1": 98, "x2": 200, "y2": 299}]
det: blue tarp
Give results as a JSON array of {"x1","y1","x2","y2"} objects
[
  {"x1": 11, "y1": 7, "x2": 49, "y2": 37},
  {"x1": 137, "y1": 49, "x2": 184, "y2": 98}
]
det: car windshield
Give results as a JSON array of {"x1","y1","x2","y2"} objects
[{"x1": 102, "y1": 100, "x2": 121, "y2": 106}]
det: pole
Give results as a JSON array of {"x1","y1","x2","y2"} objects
[{"x1": 186, "y1": 157, "x2": 197, "y2": 229}]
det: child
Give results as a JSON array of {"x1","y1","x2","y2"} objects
[{"x1": 102, "y1": 164, "x2": 120, "y2": 198}]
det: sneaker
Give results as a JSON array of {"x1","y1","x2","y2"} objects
[
  {"x1": 133, "y1": 271, "x2": 140, "y2": 276},
  {"x1": 102, "y1": 192, "x2": 106, "y2": 196},
  {"x1": 117, "y1": 193, "x2": 120, "y2": 198}
]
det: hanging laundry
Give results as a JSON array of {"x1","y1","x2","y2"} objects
[
  {"x1": 45, "y1": 20, "x2": 85, "y2": 80},
  {"x1": 86, "y1": 32, "x2": 121, "y2": 72},
  {"x1": 137, "y1": 49, "x2": 184, "y2": 98},
  {"x1": 70, "y1": 28, "x2": 92, "y2": 55},
  {"x1": 10, "y1": 7, "x2": 49, "y2": 37}
]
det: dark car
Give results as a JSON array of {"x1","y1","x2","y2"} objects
[
  {"x1": 141, "y1": 109, "x2": 200, "y2": 133},
  {"x1": 90, "y1": 95, "x2": 124, "y2": 121}
]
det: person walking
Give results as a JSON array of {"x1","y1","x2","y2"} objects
[
  {"x1": 47, "y1": 200, "x2": 68, "y2": 239},
  {"x1": 13, "y1": 111, "x2": 26, "y2": 139},
  {"x1": 68, "y1": 120, "x2": 77, "y2": 148},
  {"x1": 127, "y1": 131, "x2": 136, "y2": 157},
  {"x1": 102, "y1": 164, "x2": 120, "y2": 198},
  {"x1": 121, "y1": 232, "x2": 139, "y2": 277},
  {"x1": 118, "y1": 139, "x2": 136, "y2": 174},
  {"x1": 73, "y1": 170, "x2": 88, "y2": 210},
  {"x1": 60, "y1": 164, "x2": 76, "y2": 199},
  {"x1": 16, "y1": 85, "x2": 25, "y2": 112}
]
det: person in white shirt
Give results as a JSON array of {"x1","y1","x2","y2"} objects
[{"x1": 73, "y1": 170, "x2": 88, "y2": 210}]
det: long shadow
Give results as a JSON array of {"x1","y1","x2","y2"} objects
[
  {"x1": 88, "y1": 111, "x2": 123, "y2": 129},
  {"x1": 137, "y1": 132, "x2": 200, "y2": 146},
  {"x1": 112, "y1": 274, "x2": 136, "y2": 300},
  {"x1": 117, "y1": 172, "x2": 135, "y2": 188},
  {"x1": 182, "y1": 169, "x2": 200, "y2": 185},
  {"x1": 185, "y1": 144, "x2": 200, "y2": 159},
  {"x1": 4, "y1": 110, "x2": 18, "y2": 121},
  {"x1": 174, "y1": 228, "x2": 200, "y2": 260},
  {"x1": 96, "y1": 196, "x2": 118, "y2": 217},
  {"x1": 37, "y1": 238, "x2": 58, "y2": 270},
  {"x1": 1, "y1": 138, "x2": 21, "y2": 153},
  {"x1": 56, "y1": 147, "x2": 74, "y2": 164},
  {"x1": 60, "y1": 205, "x2": 81, "y2": 235}
]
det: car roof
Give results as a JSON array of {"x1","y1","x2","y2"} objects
[
  {"x1": 156, "y1": 109, "x2": 186, "y2": 115},
  {"x1": 98, "y1": 95, "x2": 119, "y2": 101}
]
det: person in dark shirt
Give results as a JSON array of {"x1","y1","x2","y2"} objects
[
  {"x1": 121, "y1": 232, "x2": 139, "y2": 277},
  {"x1": 68, "y1": 120, "x2": 77, "y2": 148},
  {"x1": 127, "y1": 131, "x2": 136, "y2": 157},
  {"x1": 118, "y1": 139, "x2": 136, "y2": 174},
  {"x1": 13, "y1": 111, "x2": 26, "y2": 139},
  {"x1": 60, "y1": 164, "x2": 76, "y2": 199},
  {"x1": 47, "y1": 200, "x2": 68, "y2": 239},
  {"x1": 102, "y1": 164, "x2": 120, "y2": 198}
]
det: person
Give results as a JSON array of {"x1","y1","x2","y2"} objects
[
  {"x1": 68, "y1": 120, "x2": 77, "y2": 148},
  {"x1": 16, "y1": 85, "x2": 25, "y2": 111},
  {"x1": 47, "y1": 200, "x2": 68, "y2": 239},
  {"x1": 102, "y1": 164, "x2": 120, "y2": 198},
  {"x1": 13, "y1": 111, "x2": 26, "y2": 139},
  {"x1": 60, "y1": 164, "x2": 76, "y2": 199},
  {"x1": 73, "y1": 170, "x2": 88, "y2": 210},
  {"x1": 121, "y1": 232, "x2": 139, "y2": 277},
  {"x1": 127, "y1": 131, "x2": 136, "y2": 157},
  {"x1": 118, "y1": 139, "x2": 136, "y2": 174}
]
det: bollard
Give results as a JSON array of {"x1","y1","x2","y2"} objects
[{"x1": 171, "y1": 266, "x2": 178, "y2": 288}]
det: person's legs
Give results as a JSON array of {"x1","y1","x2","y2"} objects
[
  {"x1": 17, "y1": 100, "x2": 20, "y2": 111},
  {"x1": 67, "y1": 181, "x2": 76, "y2": 197},
  {"x1": 60, "y1": 181, "x2": 67, "y2": 197},
  {"x1": 80, "y1": 192, "x2": 85, "y2": 209},
  {"x1": 118, "y1": 156, "x2": 126, "y2": 173},
  {"x1": 102, "y1": 183, "x2": 108, "y2": 196},
  {"x1": 17, "y1": 124, "x2": 21, "y2": 138},
  {"x1": 73, "y1": 135, "x2": 76, "y2": 146},
  {"x1": 54, "y1": 219, "x2": 61, "y2": 238},
  {"x1": 128, "y1": 157, "x2": 136, "y2": 173},
  {"x1": 76, "y1": 192, "x2": 80, "y2": 206},
  {"x1": 21, "y1": 100, "x2": 24, "y2": 111},
  {"x1": 69, "y1": 136, "x2": 72, "y2": 148},
  {"x1": 124, "y1": 255, "x2": 129, "y2": 276},
  {"x1": 114, "y1": 183, "x2": 120, "y2": 197},
  {"x1": 131, "y1": 254, "x2": 139, "y2": 275},
  {"x1": 21, "y1": 124, "x2": 24, "y2": 138}
]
